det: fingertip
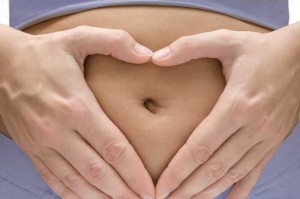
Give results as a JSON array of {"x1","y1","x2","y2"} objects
[
  {"x1": 139, "y1": 192, "x2": 154, "y2": 199},
  {"x1": 137, "y1": 171, "x2": 156, "y2": 199},
  {"x1": 134, "y1": 43, "x2": 153, "y2": 56},
  {"x1": 130, "y1": 43, "x2": 153, "y2": 64},
  {"x1": 111, "y1": 43, "x2": 153, "y2": 64},
  {"x1": 137, "y1": 173, "x2": 156, "y2": 199},
  {"x1": 151, "y1": 47, "x2": 174, "y2": 67},
  {"x1": 152, "y1": 47, "x2": 170, "y2": 60},
  {"x1": 226, "y1": 181, "x2": 253, "y2": 199},
  {"x1": 156, "y1": 190, "x2": 171, "y2": 199},
  {"x1": 155, "y1": 175, "x2": 171, "y2": 199}
]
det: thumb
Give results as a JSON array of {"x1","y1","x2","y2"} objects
[
  {"x1": 64, "y1": 26, "x2": 153, "y2": 64},
  {"x1": 151, "y1": 29, "x2": 238, "y2": 66}
]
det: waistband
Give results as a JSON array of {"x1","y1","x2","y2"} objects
[{"x1": 10, "y1": 0, "x2": 289, "y2": 30}]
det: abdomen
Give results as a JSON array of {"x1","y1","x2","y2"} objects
[{"x1": 22, "y1": 5, "x2": 270, "y2": 183}]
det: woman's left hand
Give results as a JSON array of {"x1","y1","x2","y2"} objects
[{"x1": 151, "y1": 22, "x2": 300, "y2": 199}]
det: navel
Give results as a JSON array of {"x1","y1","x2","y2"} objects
[{"x1": 143, "y1": 98, "x2": 159, "y2": 114}]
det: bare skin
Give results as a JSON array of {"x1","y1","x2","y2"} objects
[
  {"x1": 25, "y1": 7, "x2": 274, "y2": 185},
  {"x1": 1, "y1": 6, "x2": 269, "y2": 182},
  {"x1": 1, "y1": 5, "x2": 299, "y2": 199}
]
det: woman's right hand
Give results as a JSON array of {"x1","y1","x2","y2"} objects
[{"x1": 0, "y1": 24, "x2": 154, "y2": 199}]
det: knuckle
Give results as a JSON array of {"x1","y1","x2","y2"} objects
[
  {"x1": 59, "y1": 188, "x2": 73, "y2": 199},
  {"x1": 69, "y1": 25, "x2": 92, "y2": 39},
  {"x1": 59, "y1": 97, "x2": 87, "y2": 119},
  {"x1": 216, "y1": 29, "x2": 234, "y2": 42},
  {"x1": 253, "y1": 115, "x2": 274, "y2": 139},
  {"x1": 166, "y1": 167, "x2": 186, "y2": 185},
  {"x1": 188, "y1": 144, "x2": 213, "y2": 165},
  {"x1": 178, "y1": 193, "x2": 193, "y2": 199},
  {"x1": 33, "y1": 121, "x2": 57, "y2": 145},
  {"x1": 227, "y1": 169, "x2": 247, "y2": 183},
  {"x1": 73, "y1": 25, "x2": 90, "y2": 34},
  {"x1": 204, "y1": 162, "x2": 228, "y2": 181},
  {"x1": 115, "y1": 195, "x2": 136, "y2": 199},
  {"x1": 110, "y1": 29, "x2": 130, "y2": 44},
  {"x1": 37, "y1": 169, "x2": 51, "y2": 185},
  {"x1": 232, "y1": 92, "x2": 250, "y2": 115},
  {"x1": 177, "y1": 36, "x2": 197, "y2": 51},
  {"x1": 230, "y1": 91, "x2": 258, "y2": 122},
  {"x1": 83, "y1": 162, "x2": 108, "y2": 184},
  {"x1": 253, "y1": 164, "x2": 265, "y2": 176},
  {"x1": 61, "y1": 173, "x2": 81, "y2": 189},
  {"x1": 195, "y1": 193, "x2": 212, "y2": 199},
  {"x1": 102, "y1": 141, "x2": 127, "y2": 164},
  {"x1": 35, "y1": 120, "x2": 54, "y2": 136},
  {"x1": 231, "y1": 89, "x2": 267, "y2": 116}
]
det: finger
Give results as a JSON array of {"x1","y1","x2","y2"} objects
[
  {"x1": 37, "y1": 147, "x2": 111, "y2": 199},
  {"x1": 28, "y1": 152, "x2": 82, "y2": 199},
  {"x1": 76, "y1": 106, "x2": 155, "y2": 198},
  {"x1": 191, "y1": 143, "x2": 274, "y2": 199},
  {"x1": 156, "y1": 89, "x2": 240, "y2": 199},
  {"x1": 152, "y1": 29, "x2": 239, "y2": 66},
  {"x1": 166, "y1": 126, "x2": 261, "y2": 199},
  {"x1": 52, "y1": 131, "x2": 140, "y2": 199},
  {"x1": 226, "y1": 147, "x2": 277, "y2": 199},
  {"x1": 64, "y1": 26, "x2": 153, "y2": 64}
]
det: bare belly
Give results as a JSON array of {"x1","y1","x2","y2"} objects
[{"x1": 0, "y1": 6, "x2": 271, "y2": 183}]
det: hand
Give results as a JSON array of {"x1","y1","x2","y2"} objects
[
  {"x1": 151, "y1": 22, "x2": 300, "y2": 199},
  {"x1": 0, "y1": 25, "x2": 155, "y2": 199}
]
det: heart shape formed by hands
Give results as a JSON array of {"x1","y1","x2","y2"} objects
[{"x1": 85, "y1": 41, "x2": 225, "y2": 185}]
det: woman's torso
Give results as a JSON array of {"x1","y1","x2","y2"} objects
[
  {"x1": 2, "y1": 6, "x2": 271, "y2": 183},
  {"x1": 13, "y1": 6, "x2": 272, "y2": 183}
]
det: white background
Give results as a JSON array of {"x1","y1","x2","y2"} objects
[
  {"x1": 0, "y1": 0, "x2": 299, "y2": 26},
  {"x1": 289, "y1": 0, "x2": 300, "y2": 24}
]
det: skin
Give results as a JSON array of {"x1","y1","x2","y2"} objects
[
  {"x1": 153, "y1": 21, "x2": 300, "y2": 199},
  {"x1": 1, "y1": 6, "x2": 275, "y2": 199},
  {"x1": 0, "y1": 24, "x2": 155, "y2": 199},
  {"x1": 21, "y1": 6, "x2": 271, "y2": 187},
  {"x1": 0, "y1": 5, "x2": 299, "y2": 199}
]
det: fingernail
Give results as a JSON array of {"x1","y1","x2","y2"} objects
[
  {"x1": 153, "y1": 47, "x2": 170, "y2": 59},
  {"x1": 157, "y1": 191, "x2": 171, "y2": 199},
  {"x1": 139, "y1": 193, "x2": 153, "y2": 199},
  {"x1": 134, "y1": 43, "x2": 153, "y2": 55}
]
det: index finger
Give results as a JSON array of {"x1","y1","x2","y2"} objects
[
  {"x1": 62, "y1": 26, "x2": 153, "y2": 64},
  {"x1": 152, "y1": 29, "x2": 240, "y2": 66}
]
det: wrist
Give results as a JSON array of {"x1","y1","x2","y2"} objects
[
  {"x1": 0, "y1": 24, "x2": 33, "y2": 66},
  {"x1": 267, "y1": 21, "x2": 300, "y2": 73},
  {"x1": 277, "y1": 21, "x2": 300, "y2": 63},
  {"x1": 287, "y1": 21, "x2": 300, "y2": 81},
  {"x1": 287, "y1": 21, "x2": 300, "y2": 62}
]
